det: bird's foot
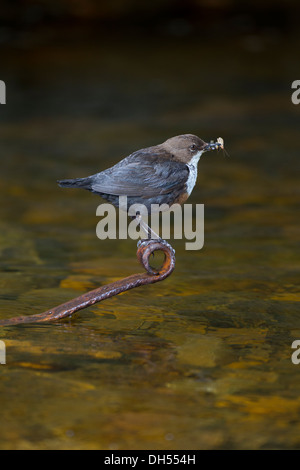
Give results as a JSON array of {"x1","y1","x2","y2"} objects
[
  {"x1": 137, "y1": 238, "x2": 175, "y2": 254},
  {"x1": 137, "y1": 237, "x2": 162, "y2": 247}
]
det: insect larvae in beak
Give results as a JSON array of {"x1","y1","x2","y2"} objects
[{"x1": 217, "y1": 137, "x2": 224, "y2": 149}]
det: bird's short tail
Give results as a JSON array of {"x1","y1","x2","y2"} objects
[{"x1": 57, "y1": 177, "x2": 91, "y2": 189}]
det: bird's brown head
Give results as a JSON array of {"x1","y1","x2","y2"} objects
[{"x1": 162, "y1": 134, "x2": 213, "y2": 164}]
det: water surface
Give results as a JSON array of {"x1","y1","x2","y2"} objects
[{"x1": 0, "y1": 31, "x2": 299, "y2": 449}]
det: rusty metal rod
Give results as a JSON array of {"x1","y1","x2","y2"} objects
[{"x1": 0, "y1": 239, "x2": 175, "y2": 327}]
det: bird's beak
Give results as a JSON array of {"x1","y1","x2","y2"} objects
[{"x1": 203, "y1": 141, "x2": 222, "y2": 152}]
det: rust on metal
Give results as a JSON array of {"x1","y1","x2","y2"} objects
[{"x1": 0, "y1": 239, "x2": 175, "y2": 327}]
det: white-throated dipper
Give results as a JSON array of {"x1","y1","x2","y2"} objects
[{"x1": 58, "y1": 134, "x2": 223, "y2": 237}]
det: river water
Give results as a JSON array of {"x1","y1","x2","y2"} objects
[{"x1": 0, "y1": 30, "x2": 299, "y2": 449}]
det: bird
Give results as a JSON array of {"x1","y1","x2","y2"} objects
[{"x1": 58, "y1": 134, "x2": 223, "y2": 238}]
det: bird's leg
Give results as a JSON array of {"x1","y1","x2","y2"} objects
[
  {"x1": 134, "y1": 214, "x2": 161, "y2": 240},
  {"x1": 138, "y1": 217, "x2": 161, "y2": 241},
  {"x1": 130, "y1": 215, "x2": 174, "y2": 256},
  {"x1": 132, "y1": 214, "x2": 161, "y2": 249}
]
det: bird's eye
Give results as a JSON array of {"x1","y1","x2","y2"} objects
[{"x1": 190, "y1": 144, "x2": 197, "y2": 151}]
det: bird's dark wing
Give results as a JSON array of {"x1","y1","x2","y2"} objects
[{"x1": 90, "y1": 149, "x2": 189, "y2": 197}]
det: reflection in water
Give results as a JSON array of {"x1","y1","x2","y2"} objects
[{"x1": 0, "y1": 29, "x2": 299, "y2": 449}]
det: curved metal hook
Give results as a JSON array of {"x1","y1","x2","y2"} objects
[{"x1": 0, "y1": 239, "x2": 175, "y2": 327}]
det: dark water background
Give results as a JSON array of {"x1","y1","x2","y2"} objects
[{"x1": 0, "y1": 1, "x2": 299, "y2": 449}]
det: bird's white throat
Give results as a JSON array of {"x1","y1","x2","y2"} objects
[{"x1": 186, "y1": 150, "x2": 203, "y2": 195}]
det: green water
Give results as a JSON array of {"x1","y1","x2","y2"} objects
[{"x1": 0, "y1": 32, "x2": 299, "y2": 449}]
